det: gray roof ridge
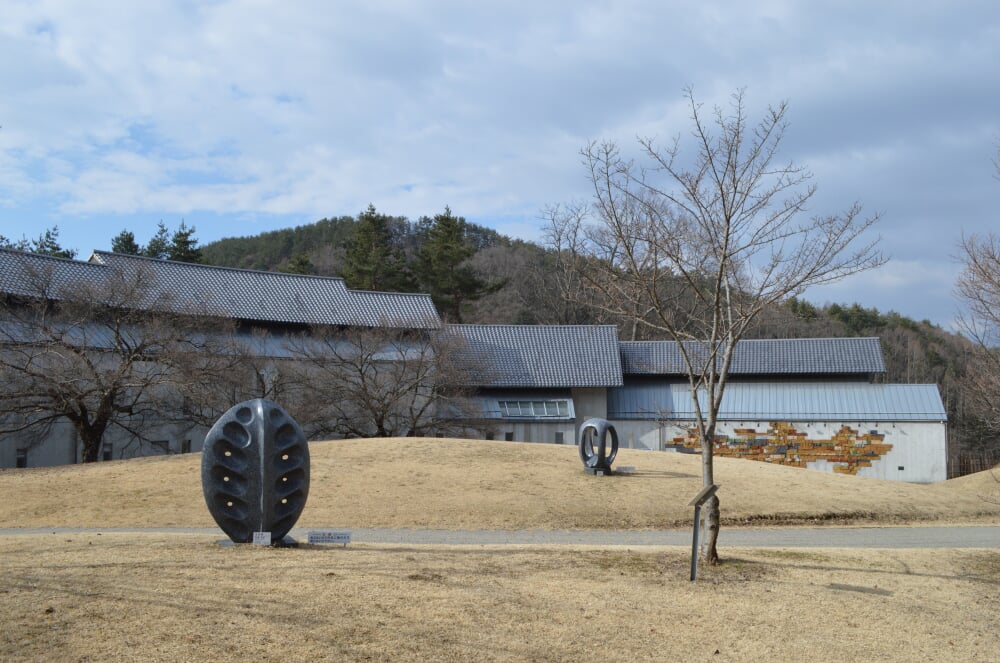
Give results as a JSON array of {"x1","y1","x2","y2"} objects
[
  {"x1": 448, "y1": 323, "x2": 619, "y2": 330},
  {"x1": 89, "y1": 250, "x2": 349, "y2": 284},
  {"x1": 621, "y1": 336, "x2": 882, "y2": 343},
  {"x1": 3, "y1": 247, "x2": 107, "y2": 267},
  {"x1": 738, "y1": 336, "x2": 881, "y2": 342},
  {"x1": 347, "y1": 287, "x2": 434, "y2": 299}
]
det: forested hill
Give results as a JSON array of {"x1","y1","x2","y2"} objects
[
  {"x1": 198, "y1": 212, "x2": 993, "y2": 466},
  {"x1": 200, "y1": 212, "x2": 510, "y2": 274},
  {"x1": 200, "y1": 216, "x2": 357, "y2": 272}
]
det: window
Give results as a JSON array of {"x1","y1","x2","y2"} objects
[
  {"x1": 181, "y1": 439, "x2": 192, "y2": 454},
  {"x1": 554, "y1": 432, "x2": 565, "y2": 444},
  {"x1": 485, "y1": 432, "x2": 494, "y2": 441},
  {"x1": 16, "y1": 448, "x2": 27, "y2": 469},
  {"x1": 498, "y1": 400, "x2": 570, "y2": 418},
  {"x1": 102, "y1": 443, "x2": 114, "y2": 462},
  {"x1": 504, "y1": 432, "x2": 514, "y2": 441}
]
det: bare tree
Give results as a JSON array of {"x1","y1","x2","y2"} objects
[
  {"x1": 0, "y1": 258, "x2": 206, "y2": 462},
  {"x1": 172, "y1": 326, "x2": 293, "y2": 430},
  {"x1": 550, "y1": 88, "x2": 885, "y2": 563},
  {"x1": 952, "y1": 143, "x2": 1000, "y2": 467},
  {"x1": 284, "y1": 326, "x2": 480, "y2": 439},
  {"x1": 955, "y1": 241, "x2": 1000, "y2": 462}
]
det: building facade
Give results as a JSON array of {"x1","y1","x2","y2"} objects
[{"x1": 1, "y1": 250, "x2": 948, "y2": 481}]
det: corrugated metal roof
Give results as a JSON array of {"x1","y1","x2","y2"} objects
[
  {"x1": 620, "y1": 337, "x2": 885, "y2": 376},
  {"x1": 448, "y1": 324, "x2": 623, "y2": 388},
  {"x1": 608, "y1": 382, "x2": 946, "y2": 422},
  {"x1": 0, "y1": 248, "x2": 440, "y2": 329}
]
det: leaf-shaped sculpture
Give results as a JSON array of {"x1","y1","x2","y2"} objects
[{"x1": 201, "y1": 399, "x2": 310, "y2": 543}]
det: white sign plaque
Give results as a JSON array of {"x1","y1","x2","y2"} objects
[{"x1": 308, "y1": 530, "x2": 351, "y2": 546}]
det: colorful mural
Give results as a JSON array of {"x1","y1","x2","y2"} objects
[{"x1": 666, "y1": 422, "x2": 893, "y2": 475}]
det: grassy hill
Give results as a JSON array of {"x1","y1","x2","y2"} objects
[
  {"x1": 2, "y1": 438, "x2": 997, "y2": 529},
  {"x1": 2, "y1": 438, "x2": 998, "y2": 662}
]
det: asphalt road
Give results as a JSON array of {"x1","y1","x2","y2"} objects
[{"x1": 1, "y1": 525, "x2": 997, "y2": 548}]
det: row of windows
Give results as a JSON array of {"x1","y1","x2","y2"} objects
[
  {"x1": 487, "y1": 431, "x2": 567, "y2": 444},
  {"x1": 13, "y1": 439, "x2": 193, "y2": 468},
  {"x1": 498, "y1": 400, "x2": 570, "y2": 418}
]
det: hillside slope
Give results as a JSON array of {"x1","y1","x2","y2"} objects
[{"x1": 2, "y1": 438, "x2": 997, "y2": 529}]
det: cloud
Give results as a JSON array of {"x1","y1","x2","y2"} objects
[{"x1": 0, "y1": 0, "x2": 998, "y2": 326}]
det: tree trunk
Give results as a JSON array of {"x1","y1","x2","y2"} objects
[
  {"x1": 78, "y1": 427, "x2": 101, "y2": 463},
  {"x1": 700, "y1": 493, "x2": 720, "y2": 564},
  {"x1": 700, "y1": 433, "x2": 720, "y2": 564}
]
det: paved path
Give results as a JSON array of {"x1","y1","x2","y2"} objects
[{"x1": 1, "y1": 526, "x2": 997, "y2": 548}]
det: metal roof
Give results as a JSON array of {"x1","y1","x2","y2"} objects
[
  {"x1": 620, "y1": 337, "x2": 885, "y2": 376},
  {"x1": 607, "y1": 381, "x2": 946, "y2": 422},
  {"x1": 448, "y1": 324, "x2": 624, "y2": 388},
  {"x1": 0, "y1": 248, "x2": 440, "y2": 329}
]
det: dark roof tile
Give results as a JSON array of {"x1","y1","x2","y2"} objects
[
  {"x1": 448, "y1": 324, "x2": 623, "y2": 388},
  {"x1": 620, "y1": 337, "x2": 885, "y2": 376},
  {"x1": 0, "y1": 248, "x2": 440, "y2": 329}
]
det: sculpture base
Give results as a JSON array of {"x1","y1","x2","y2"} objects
[
  {"x1": 583, "y1": 467, "x2": 613, "y2": 476},
  {"x1": 216, "y1": 536, "x2": 299, "y2": 548}
]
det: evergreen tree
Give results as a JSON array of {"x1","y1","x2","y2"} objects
[
  {"x1": 1, "y1": 227, "x2": 75, "y2": 258},
  {"x1": 144, "y1": 222, "x2": 171, "y2": 260},
  {"x1": 110, "y1": 230, "x2": 141, "y2": 255},
  {"x1": 167, "y1": 221, "x2": 202, "y2": 263},
  {"x1": 0, "y1": 234, "x2": 29, "y2": 251},
  {"x1": 414, "y1": 207, "x2": 501, "y2": 322},
  {"x1": 279, "y1": 254, "x2": 314, "y2": 275},
  {"x1": 342, "y1": 204, "x2": 413, "y2": 291},
  {"x1": 0, "y1": 226, "x2": 76, "y2": 258}
]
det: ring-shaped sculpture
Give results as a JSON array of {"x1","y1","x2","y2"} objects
[
  {"x1": 202, "y1": 399, "x2": 310, "y2": 544},
  {"x1": 578, "y1": 417, "x2": 619, "y2": 475}
]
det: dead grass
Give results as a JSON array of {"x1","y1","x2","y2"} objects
[
  {"x1": 1, "y1": 438, "x2": 998, "y2": 529},
  {"x1": 1, "y1": 440, "x2": 998, "y2": 661},
  {"x1": 0, "y1": 533, "x2": 997, "y2": 662}
]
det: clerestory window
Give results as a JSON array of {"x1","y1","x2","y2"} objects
[{"x1": 498, "y1": 400, "x2": 570, "y2": 418}]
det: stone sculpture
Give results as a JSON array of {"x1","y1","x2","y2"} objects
[
  {"x1": 202, "y1": 399, "x2": 310, "y2": 544},
  {"x1": 578, "y1": 417, "x2": 619, "y2": 475}
]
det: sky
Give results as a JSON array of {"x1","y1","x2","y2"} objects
[{"x1": 1, "y1": 1, "x2": 997, "y2": 328}]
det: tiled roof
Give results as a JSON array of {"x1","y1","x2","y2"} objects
[
  {"x1": 0, "y1": 248, "x2": 440, "y2": 329},
  {"x1": 448, "y1": 324, "x2": 623, "y2": 388},
  {"x1": 620, "y1": 337, "x2": 885, "y2": 376},
  {"x1": 608, "y1": 382, "x2": 946, "y2": 422}
]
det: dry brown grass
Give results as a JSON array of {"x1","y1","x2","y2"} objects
[
  {"x1": 1, "y1": 439, "x2": 998, "y2": 661},
  {"x1": 1, "y1": 534, "x2": 997, "y2": 662},
  {"x1": 1, "y1": 437, "x2": 998, "y2": 529}
]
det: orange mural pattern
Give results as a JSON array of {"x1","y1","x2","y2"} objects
[{"x1": 667, "y1": 422, "x2": 893, "y2": 475}]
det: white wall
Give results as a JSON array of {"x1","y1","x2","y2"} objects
[{"x1": 647, "y1": 420, "x2": 947, "y2": 483}]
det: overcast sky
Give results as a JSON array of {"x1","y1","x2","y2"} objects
[{"x1": 1, "y1": 1, "x2": 997, "y2": 327}]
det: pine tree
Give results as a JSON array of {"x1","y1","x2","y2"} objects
[
  {"x1": 279, "y1": 254, "x2": 314, "y2": 275},
  {"x1": 31, "y1": 226, "x2": 76, "y2": 258},
  {"x1": 414, "y1": 207, "x2": 501, "y2": 322},
  {"x1": 144, "y1": 222, "x2": 171, "y2": 260},
  {"x1": 167, "y1": 221, "x2": 202, "y2": 263},
  {"x1": 110, "y1": 230, "x2": 141, "y2": 255},
  {"x1": 342, "y1": 204, "x2": 413, "y2": 291},
  {"x1": 0, "y1": 226, "x2": 75, "y2": 258}
]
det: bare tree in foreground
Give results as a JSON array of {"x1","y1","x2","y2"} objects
[
  {"x1": 548, "y1": 88, "x2": 885, "y2": 563},
  {"x1": 0, "y1": 259, "x2": 204, "y2": 462},
  {"x1": 284, "y1": 326, "x2": 480, "y2": 439}
]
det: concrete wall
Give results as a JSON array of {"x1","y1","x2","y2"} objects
[
  {"x1": 481, "y1": 421, "x2": 576, "y2": 445},
  {"x1": 1, "y1": 420, "x2": 206, "y2": 469}
]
